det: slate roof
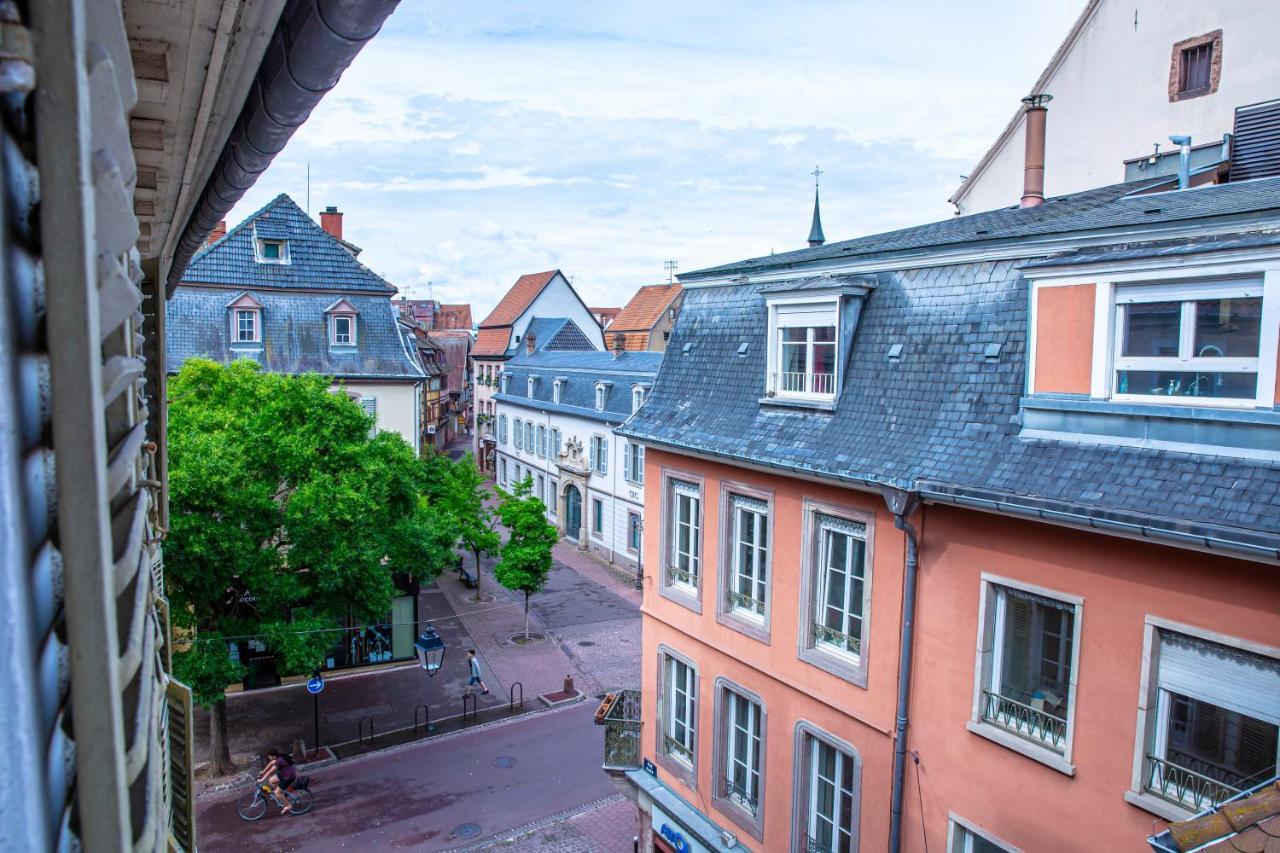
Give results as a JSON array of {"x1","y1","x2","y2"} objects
[
  {"x1": 611, "y1": 284, "x2": 683, "y2": 332},
  {"x1": 432, "y1": 330, "x2": 473, "y2": 394},
  {"x1": 495, "y1": 350, "x2": 662, "y2": 425},
  {"x1": 480, "y1": 270, "x2": 559, "y2": 327},
  {"x1": 624, "y1": 179, "x2": 1280, "y2": 557},
  {"x1": 168, "y1": 192, "x2": 421, "y2": 380},
  {"x1": 184, "y1": 194, "x2": 396, "y2": 293},
  {"x1": 684, "y1": 177, "x2": 1280, "y2": 280}
]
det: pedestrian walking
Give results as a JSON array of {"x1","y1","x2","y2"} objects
[{"x1": 465, "y1": 649, "x2": 489, "y2": 696}]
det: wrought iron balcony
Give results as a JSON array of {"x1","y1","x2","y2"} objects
[
  {"x1": 1144, "y1": 753, "x2": 1246, "y2": 812},
  {"x1": 663, "y1": 733, "x2": 694, "y2": 764},
  {"x1": 667, "y1": 565, "x2": 697, "y2": 586},
  {"x1": 596, "y1": 689, "x2": 642, "y2": 771},
  {"x1": 724, "y1": 778, "x2": 758, "y2": 815},
  {"x1": 980, "y1": 688, "x2": 1067, "y2": 750},
  {"x1": 813, "y1": 622, "x2": 861, "y2": 655},
  {"x1": 727, "y1": 589, "x2": 765, "y2": 615}
]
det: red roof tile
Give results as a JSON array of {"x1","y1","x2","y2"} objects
[
  {"x1": 473, "y1": 326, "x2": 511, "y2": 356},
  {"x1": 436, "y1": 303, "x2": 473, "y2": 330},
  {"x1": 479, "y1": 270, "x2": 559, "y2": 328},
  {"x1": 609, "y1": 283, "x2": 682, "y2": 333}
]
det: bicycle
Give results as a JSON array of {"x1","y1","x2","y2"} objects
[{"x1": 236, "y1": 775, "x2": 314, "y2": 820}]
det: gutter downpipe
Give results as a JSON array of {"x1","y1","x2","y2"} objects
[{"x1": 883, "y1": 487, "x2": 923, "y2": 853}]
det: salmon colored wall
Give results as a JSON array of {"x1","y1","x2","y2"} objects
[
  {"x1": 640, "y1": 448, "x2": 907, "y2": 850},
  {"x1": 901, "y1": 505, "x2": 1280, "y2": 853},
  {"x1": 1034, "y1": 283, "x2": 1095, "y2": 395}
]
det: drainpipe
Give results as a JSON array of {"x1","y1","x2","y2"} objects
[
  {"x1": 882, "y1": 487, "x2": 922, "y2": 853},
  {"x1": 1170, "y1": 135, "x2": 1192, "y2": 189}
]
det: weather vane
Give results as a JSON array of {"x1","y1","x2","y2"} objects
[{"x1": 812, "y1": 164, "x2": 823, "y2": 188}]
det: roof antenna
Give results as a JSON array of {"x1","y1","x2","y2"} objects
[
  {"x1": 664, "y1": 260, "x2": 677, "y2": 284},
  {"x1": 808, "y1": 165, "x2": 826, "y2": 247},
  {"x1": 428, "y1": 279, "x2": 434, "y2": 301}
]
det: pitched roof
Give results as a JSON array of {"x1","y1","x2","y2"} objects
[
  {"x1": 479, "y1": 270, "x2": 560, "y2": 327},
  {"x1": 496, "y1": 350, "x2": 662, "y2": 424},
  {"x1": 183, "y1": 194, "x2": 396, "y2": 293},
  {"x1": 625, "y1": 179, "x2": 1280, "y2": 557},
  {"x1": 1152, "y1": 780, "x2": 1280, "y2": 852},
  {"x1": 610, "y1": 284, "x2": 683, "y2": 332},
  {"x1": 474, "y1": 327, "x2": 512, "y2": 357},
  {"x1": 436, "y1": 303, "x2": 473, "y2": 330},
  {"x1": 683, "y1": 177, "x2": 1280, "y2": 280},
  {"x1": 431, "y1": 329, "x2": 473, "y2": 393}
]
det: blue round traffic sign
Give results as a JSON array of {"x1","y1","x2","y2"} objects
[{"x1": 306, "y1": 675, "x2": 324, "y2": 694}]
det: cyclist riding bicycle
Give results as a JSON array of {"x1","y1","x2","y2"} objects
[{"x1": 257, "y1": 748, "x2": 298, "y2": 814}]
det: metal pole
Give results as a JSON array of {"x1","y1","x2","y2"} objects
[
  {"x1": 634, "y1": 518, "x2": 644, "y2": 590},
  {"x1": 313, "y1": 691, "x2": 319, "y2": 755}
]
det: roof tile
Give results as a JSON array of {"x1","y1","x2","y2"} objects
[{"x1": 479, "y1": 270, "x2": 559, "y2": 327}]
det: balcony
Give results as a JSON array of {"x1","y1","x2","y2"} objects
[
  {"x1": 775, "y1": 370, "x2": 835, "y2": 396},
  {"x1": 980, "y1": 688, "x2": 1067, "y2": 751},
  {"x1": 1142, "y1": 752, "x2": 1272, "y2": 812},
  {"x1": 723, "y1": 778, "x2": 758, "y2": 816},
  {"x1": 595, "y1": 689, "x2": 642, "y2": 771}
]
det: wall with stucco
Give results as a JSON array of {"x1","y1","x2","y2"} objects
[
  {"x1": 901, "y1": 504, "x2": 1280, "y2": 852},
  {"x1": 338, "y1": 380, "x2": 419, "y2": 453}
]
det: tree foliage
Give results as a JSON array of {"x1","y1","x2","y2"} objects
[
  {"x1": 494, "y1": 476, "x2": 560, "y2": 638},
  {"x1": 444, "y1": 452, "x2": 501, "y2": 600},
  {"x1": 166, "y1": 359, "x2": 459, "y2": 716}
]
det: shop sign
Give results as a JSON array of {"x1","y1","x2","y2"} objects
[{"x1": 651, "y1": 804, "x2": 711, "y2": 853}]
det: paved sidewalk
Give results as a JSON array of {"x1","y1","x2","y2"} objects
[{"x1": 462, "y1": 793, "x2": 639, "y2": 852}]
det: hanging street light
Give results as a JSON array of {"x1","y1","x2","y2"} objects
[{"x1": 414, "y1": 624, "x2": 447, "y2": 677}]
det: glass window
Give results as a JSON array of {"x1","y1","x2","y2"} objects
[
  {"x1": 498, "y1": 458, "x2": 507, "y2": 485},
  {"x1": 1113, "y1": 286, "x2": 1262, "y2": 404},
  {"x1": 552, "y1": 428, "x2": 562, "y2": 458},
  {"x1": 949, "y1": 821, "x2": 1017, "y2": 853},
  {"x1": 592, "y1": 497, "x2": 604, "y2": 535},
  {"x1": 663, "y1": 656, "x2": 696, "y2": 766},
  {"x1": 669, "y1": 481, "x2": 700, "y2": 589},
  {"x1": 812, "y1": 517, "x2": 867, "y2": 659},
  {"x1": 498, "y1": 414, "x2": 507, "y2": 445},
  {"x1": 1142, "y1": 630, "x2": 1280, "y2": 812},
  {"x1": 513, "y1": 418, "x2": 523, "y2": 450},
  {"x1": 553, "y1": 380, "x2": 562, "y2": 403},
  {"x1": 548, "y1": 480, "x2": 557, "y2": 515},
  {"x1": 595, "y1": 385, "x2": 606, "y2": 410},
  {"x1": 724, "y1": 690, "x2": 762, "y2": 815},
  {"x1": 778, "y1": 325, "x2": 836, "y2": 396},
  {"x1": 628, "y1": 512, "x2": 641, "y2": 552},
  {"x1": 979, "y1": 584, "x2": 1077, "y2": 754},
  {"x1": 805, "y1": 737, "x2": 856, "y2": 853},
  {"x1": 235, "y1": 309, "x2": 258, "y2": 342},
  {"x1": 537, "y1": 425, "x2": 547, "y2": 458},
  {"x1": 632, "y1": 386, "x2": 645, "y2": 413},
  {"x1": 590, "y1": 435, "x2": 608, "y2": 475},
  {"x1": 624, "y1": 443, "x2": 645, "y2": 484},
  {"x1": 728, "y1": 497, "x2": 768, "y2": 619},
  {"x1": 333, "y1": 315, "x2": 354, "y2": 345}
]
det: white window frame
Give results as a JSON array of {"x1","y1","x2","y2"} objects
[
  {"x1": 968, "y1": 573, "x2": 1083, "y2": 775},
  {"x1": 1110, "y1": 278, "x2": 1266, "y2": 408},
  {"x1": 1126, "y1": 616, "x2": 1280, "y2": 821},
  {"x1": 947, "y1": 815, "x2": 1021, "y2": 853},
  {"x1": 632, "y1": 385, "x2": 645, "y2": 413},
  {"x1": 658, "y1": 649, "x2": 698, "y2": 780},
  {"x1": 626, "y1": 511, "x2": 641, "y2": 554},
  {"x1": 594, "y1": 382, "x2": 607, "y2": 411},
  {"x1": 233, "y1": 308, "x2": 261, "y2": 343},
  {"x1": 513, "y1": 418, "x2": 523, "y2": 451},
  {"x1": 713, "y1": 679, "x2": 767, "y2": 840},
  {"x1": 331, "y1": 313, "x2": 356, "y2": 346},
  {"x1": 792, "y1": 723, "x2": 861, "y2": 853},
  {"x1": 498, "y1": 414, "x2": 507, "y2": 445},
  {"x1": 536, "y1": 424, "x2": 547, "y2": 458},
  {"x1": 623, "y1": 442, "x2": 644, "y2": 485},
  {"x1": 797, "y1": 500, "x2": 873, "y2": 688},
  {"x1": 551, "y1": 428, "x2": 562, "y2": 458},
  {"x1": 358, "y1": 396, "x2": 377, "y2": 438},
  {"x1": 255, "y1": 238, "x2": 289, "y2": 264},
  {"x1": 498, "y1": 457, "x2": 507, "y2": 486},
  {"x1": 728, "y1": 495, "x2": 768, "y2": 621},
  {"x1": 590, "y1": 496, "x2": 604, "y2": 538},
  {"x1": 669, "y1": 482, "x2": 700, "y2": 591},
  {"x1": 765, "y1": 296, "x2": 839, "y2": 402},
  {"x1": 589, "y1": 434, "x2": 608, "y2": 475},
  {"x1": 547, "y1": 478, "x2": 558, "y2": 516}
]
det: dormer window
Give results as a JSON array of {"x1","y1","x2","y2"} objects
[
  {"x1": 500, "y1": 374, "x2": 510, "y2": 394},
  {"x1": 227, "y1": 292, "x2": 264, "y2": 344},
  {"x1": 632, "y1": 385, "x2": 646, "y2": 413},
  {"x1": 527, "y1": 376, "x2": 540, "y2": 398},
  {"x1": 324, "y1": 298, "x2": 358, "y2": 347},
  {"x1": 553, "y1": 378, "x2": 564, "y2": 404},
  {"x1": 769, "y1": 301, "x2": 838, "y2": 399},
  {"x1": 256, "y1": 239, "x2": 289, "y2": 264},
  {"x1": 595, "y1": 382, "x2": 611, "y2": 411}
]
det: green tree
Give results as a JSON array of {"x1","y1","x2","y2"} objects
[
  {"x1": 445, "y1": 452, "x2": 501, "y2": 601},
  {"x1": 494, "y1": 476, "x2": 560, "y2": 640},
  {"x1": 166, "y1": 359, "x2": 457, "y2": 774}
]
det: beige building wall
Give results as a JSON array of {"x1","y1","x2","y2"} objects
[{"x1": 337, "y1": 381, "x2": 421, "y2": 454}]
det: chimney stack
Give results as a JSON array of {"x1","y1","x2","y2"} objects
[
  {"x1": 206, "y1": 220, "x2": 227, "y2": 245},
  {"x1": 612, "y1": 333, "x2": 626, "y2": 355},
  {"x1": 1020, "y1": 94, "x2": 1052, "y2": 208},
  {"x1": 320, "y1": 205, "x2": 343, "y2": 240},
  {"x1": 1169, "y1": 135, "x2": 1192, "y2": 189},
  {"x1": 526, "y1": 332, "x2": 537, "y2": 354}
]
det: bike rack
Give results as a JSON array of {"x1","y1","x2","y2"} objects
[
  {"x1": 462, "y1": 693, "x2": 477, "y2": 723},
  {"x1": 509, "y1": 682, "x2": 524, "y2": 711},
  {"x1": 413, "y1": 704, "x2": 432, "y2": 735},
  {"x1": 357, "y1": 716, "x2": 375, "y2": 746}
]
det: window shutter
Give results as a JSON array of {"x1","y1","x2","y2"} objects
[
  {"x1": 589, "y1": 438, "x2": 597, "y2": 471},
  {"x1": 1001, "y1": 593, "x2": 1034, "y2": 697},
  {"x1": 514, "y1": 420, "x2": 522, "y2": 450},
  {"x1": 601, "y1": 441, "x2": 608, "y2": 473},
  {"x1": 1159, "y1": 631, "x2": 1280, "y2": 724},
  {"x1": 624, "y1": 445, "x2": 633, "y2": 481}
]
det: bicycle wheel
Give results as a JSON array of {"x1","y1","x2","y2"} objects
[
  {"x1": 288, "y1": 788, "x2": 314, "y2": 815},
  {"x1": 236, "y1": 790, "x2": 267, "y2": 821}
]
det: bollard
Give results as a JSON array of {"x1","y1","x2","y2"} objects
[
  {"x1": 292, "y1": 738, "x2": 307, "y2": 763},
  {"x1": 563, "y1": 675, "x2": 574, "y2": 695}
]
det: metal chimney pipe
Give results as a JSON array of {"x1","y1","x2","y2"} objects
[
  {"x1": 1170, "y1": 135, "x2": 1192, "y2": 189},
  {"x1": 1020, "y1": 94, "x2": 1053, "y2": 208}
]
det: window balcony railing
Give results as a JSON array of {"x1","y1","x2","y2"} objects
[
  {"x1": 1144, "y1": 753, "x2": 1250, "y2": 812},
  {"x1": 776, "y1": 371, "x2": 835, "y2": 396},
  {"x1": 813, "y1": 622, "x2": 861, "y2": 655},
  {"x1": 668, "y1": 565, "x2": 697, "y2": 586},
  {"x1": 595, "y1": 689, "x2": 643, "y2": 771},
  {"x1": 980, "y1": 688, "x2": 1067, "y2": 750},
  {"x1": 727, "y1": 590, "x2": 765, "y2": 615},
  {"x1": 663, "y1": 733, "x2": 694, "y2": 763},
  {"x1": 805, "y1": 835, "x2": 836, "y2": 853},
  {"x1": 724, "y1": 778, "x2": 759, "y2": 815}
]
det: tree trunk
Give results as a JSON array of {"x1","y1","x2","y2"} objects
[
  {"x1": 473, "y1": 548, "x2": 483, "y2": 602},
  {"x1": 524, "y1": 591, "x2": 530, "y2": 640},
  {"x1": 208, "y1": 698, "x2": 235, "y2": 777}
]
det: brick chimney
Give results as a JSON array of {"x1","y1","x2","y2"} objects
[
  {"x1": 206, "y1": 220, "x2": 227, "y2": 245},
  {"x1": 1020, "y1": 94, "x2": 1052, "y2": 208},
  {"x1": 612, "y1": 333, "x2": 626, "y2": 355},
  {"x1": 320, "y1": 205, "x2": 343, "y2": 240},
  {"x1": 526, "y1": 332, "x2": 537, "y2": 354}
]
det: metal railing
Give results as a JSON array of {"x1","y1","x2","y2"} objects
[
  {"x1": 813, "y1": 622, "x2": 861, "y2": 655},
  {"x1": 1144, "y1": 753, "x2": 1246, "y2": 811},
  {"x1": 600, "y1": 689, "x2": 643, "y2": 771},
  {"x1": 980, "y1": 689, "x2": 1067, "y2": 750},
  {"x1": 727, "y1": 590, "x2": 765, "y2": 615},
  {"x1": 776, "y1": 371, "x2": 835, "y2": 396},
  {"x1": 724, "y1": 778, "x2": 758, "y2": 815},
  {"x1": 805, "y1": 834, "x2": 836, "y2": 853},
  {"x1": 663, "y1": 733, "x2": 694, "y2": 764},
  {"x1": 667, "y1": 565, "x2": 697, "y2": 586}
]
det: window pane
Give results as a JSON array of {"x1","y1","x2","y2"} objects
[
  {"x1": 988, "y1": 589, "x2": 1073, "y2": 749},
  {"x1": 1194, "y1": 297, "x2": 1261, "y2": 358},
  {"x1": 813, "y1": 325, "x2": 836, "y2": 343},
  {"x1": 1121, "y1": 301, "x2": 1181, "y2": 357},
  {"x1": 1116, "y1": 370, "x2": 1257, "y2": 399},
  {"x1": 783, "y1": 327, "x2": 808, "y2": 343},
  {"x1": 1165, "y1": 693, "x2": 1278, "y2": 792}
]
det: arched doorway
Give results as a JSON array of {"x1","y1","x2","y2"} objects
[{"x1": 564, "y1": 484, "x2": 582, "y2": 542}]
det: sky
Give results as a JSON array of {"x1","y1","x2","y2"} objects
[{"x1": 226, "y1": 1, "x2": 1083, "y2": 320}]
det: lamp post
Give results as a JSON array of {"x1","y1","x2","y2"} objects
[
  {"x1": 633, "y1": 517, "x2": 644, "y2": 591},
  {"x1": 414, "y1": 625, "x2": 447, "y2": 731}
]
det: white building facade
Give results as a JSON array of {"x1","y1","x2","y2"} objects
[
  {"x1": 493, "y1": 350, "x2": 661, "y2": 575},
  {"x1": 951, "y1": 0, "x2": 1280, "y2": 214}
]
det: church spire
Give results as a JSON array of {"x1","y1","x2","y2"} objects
[{"x1": 808, "y1": 165, "x2": 825, "y2": 247}]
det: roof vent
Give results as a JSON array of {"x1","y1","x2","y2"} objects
[
  {"x1": 682, "y1": 342, "x2": 693, "y2": 355},
  {"x1": 983, "y1": 343, "x2": 1002, "y2": 360},
  {"x1": 737, "y1": 342, "x2": 749, "y2": 356},
  {"x1": 887, "y1": 343, "x2": 903, "y2": 361}
]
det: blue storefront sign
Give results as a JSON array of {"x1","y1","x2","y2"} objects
[{"x1": 652, "y1": 804, "x2": 712, "y2": 853}]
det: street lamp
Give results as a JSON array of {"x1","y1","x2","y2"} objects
[
  {"x1": 414, "y1": 625, "x2": 447, "y2": 676},
  {"x1": 633, "y1": 517, "x2": 644, "y2": 591}
]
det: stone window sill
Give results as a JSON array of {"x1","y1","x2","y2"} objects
[
  {"x1": 758, "y1": 395, "x2": 835, "y2": 413},
  {"x1": 658, "y1": 582, "x2": 702, "y2": 615},
  {"x1": 1124, "y1": 790, "x2": 1195, "y2": 823},
  {"x1": 965, "y1": 720, "x2": 1075, "y2": 776},
  {"x1": 715, "y1": 608, "x2": 771, "y2": 646}
]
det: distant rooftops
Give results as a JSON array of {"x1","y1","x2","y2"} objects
[{"x1": 610, "y1": 284, "x2": 683, "y2": 332}]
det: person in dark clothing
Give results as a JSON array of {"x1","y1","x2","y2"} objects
[
  {"x1": 465, "y1": 649, "x2": 489, "y2": 696},
  {"x1": 258, "y1": 748, "x2": 298, "y2": 813}
]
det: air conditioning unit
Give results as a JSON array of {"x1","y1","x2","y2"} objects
[{"x1": 719, "y1": 829, "x2": 738, "y2": 848}]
